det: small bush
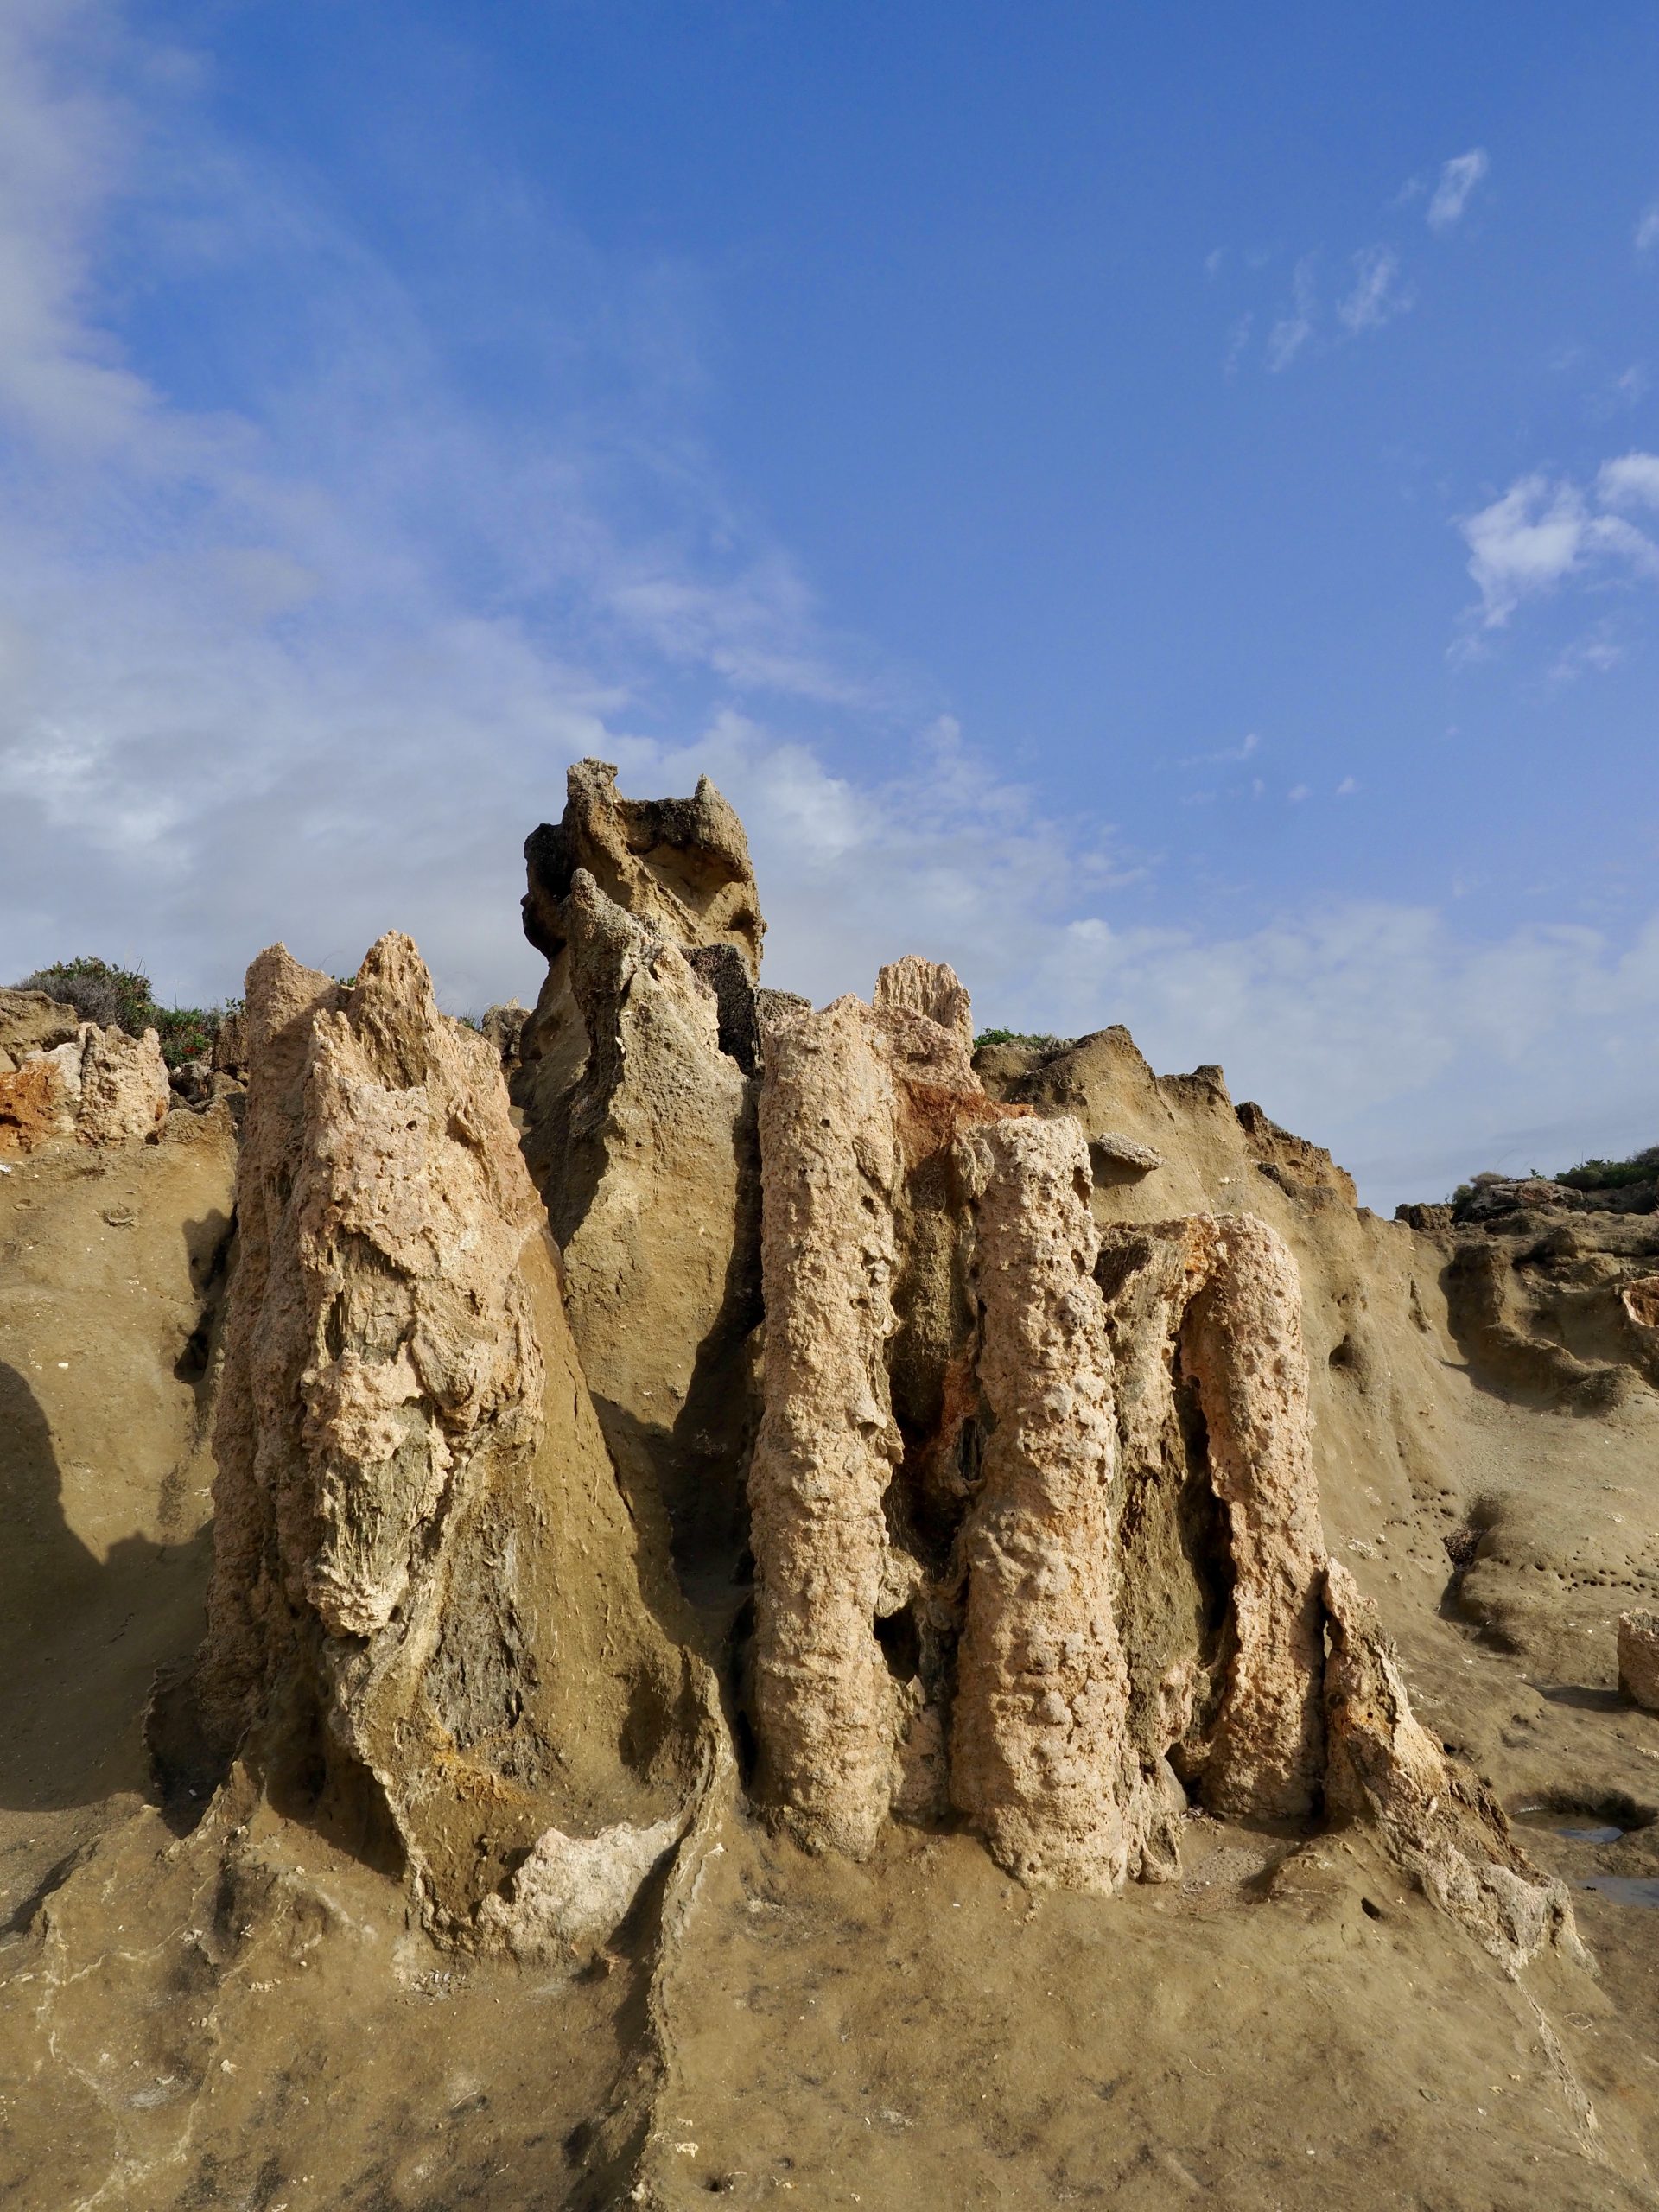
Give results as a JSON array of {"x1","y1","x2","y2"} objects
[
  {"x1": 15, "y1": 955, "x2": 226, "y2": 1071},
  {"x1": 1555, "y1": 1144, "x2": 1659, "y2": 1193},
  {"x1": 974, "y1": 1028, "x2": 1066, "y2": 1052}
]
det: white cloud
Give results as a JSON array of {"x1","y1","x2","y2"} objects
[
  {"x1": 1266, "y1": 257, "x2": 1316, "y2": 372},
  {"x1": 1596, "y1": 450, "x2": 1659, "y2": 511},
  {"x1": 1337, "y1": 245, "x2": 1411, "y2": 334},
  {"x1": 1427, "y1": 149, "x2": 1489, "y2": 232},
  {"x1": 1637, "y1": 202, "x2": 1659, "y2": 255},
  {"x1": 1459, "y1": 466, "x2": 1659, "y2": 626}
]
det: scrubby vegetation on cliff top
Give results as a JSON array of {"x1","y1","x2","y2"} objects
[{"x1": 13, "y1": 956, "x2": 229, "y2": 1069}]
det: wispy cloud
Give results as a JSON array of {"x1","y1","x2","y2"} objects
[
  {"x1": 1182, "y1": 731, "x2": 1259, "y2": 767},
  {"x1": 1266, "y1": 256, "x2": 1317, "y2": 372},
  {"x1": 1337, "y1": 245, "x2": 1411, "y2": 333},
  {"x1": 1637, "y1": 201, "x2": 1659, "y2": 256},
  {"x1": 1427, "y1": 149, "x2": 1490, "y2": 232},
  {"x1": 1459, "y1": 459, "x2": 1659, "y2": 626},
  {"x1": 1597, "y1": 450, "x2": 1659, "y2": 511}
]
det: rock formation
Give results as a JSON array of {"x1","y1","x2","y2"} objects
[
  {"x1": 513, "y1": 766, "x2": 767, "y2": 1599},
  {"x1": 950, "y1": 1116, "x2": 1141, "y2": 1890},
  {"x1": 166, "y1": 930, "x2": 705, "y2": 1949},
  {"x1": 0, "y1": 1020, "x2": 170, "y2": 1153},
  {"x1": 1096, "y1": 1212, "x2": 1325, "y2": 1821},
  {"x1": 747, "y1": 961, "x2": 1332, "y2": 1893},
  {"x1": 1323, "y1": 1562, "x2": 1586, "y2": 1977},
  {"x1": 1407, "y1": 1173, "x2": 1659, "y2": 1406},
  {"x1": 747, "y1": 993, "x2": 905, "y2": 1856}
]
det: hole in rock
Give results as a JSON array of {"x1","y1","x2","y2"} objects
[{"x1": 876, "y1": 1605, "x2": 922, "y2": 1685}]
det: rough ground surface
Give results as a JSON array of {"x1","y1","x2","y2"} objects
[{"x1": 2, "y1": 767, "x2": 1657, "y2": 2209}]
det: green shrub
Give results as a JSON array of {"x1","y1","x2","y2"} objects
[
  {"x1": 15, "y1": 955, "x2": 226, "y2": 1071},
  {"x1": 1554, "y1": 1144, "x2": 1659, "y2": 1192},
  {"x1": 973, "y1": 1028, "x2": 1066, "y2": 1052}
]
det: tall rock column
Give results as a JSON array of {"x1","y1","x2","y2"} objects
[
  {"x1": 950, "y1": 1116, "x2": 1137, "y2": 1891},
  {"x1": 173, "y1": 931, "x2": 698, "y2": 1945},
  {"x1": 1182, "y1": 1214, "x2": 1326, "y2": 1818},
  {"x1": 1095, "y1": 1213, "x2": 1326, "y2": 1821},
  {"x1": 748, "y1": 995, "x2": 904, "y2": 1856}
]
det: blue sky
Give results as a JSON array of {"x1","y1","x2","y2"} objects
[{"x1": 1, "y1": 2, "x2": 1656, "y2": 1204}]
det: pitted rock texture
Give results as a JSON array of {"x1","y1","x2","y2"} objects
[
  {"x1": 174, "y1": 931, "x2": 695, "y2": 1940},
  {"x1": 749, "y1": 992, "x2": 905, "y2": 1857},
  {"x1": 0, "y1": 1022, "x2": 169, "y2": 1153},
  {"x1": 950, "y1": 1116, "x2": 1137, "y2": 1891},
  {"x1": 1323, "y1": 1561, "x2": 1585, "y2": 1975},
  {"x1": 1096, "y1": 1212, "x2": 1325, "y2": 1820},
  {"x1": 1619, "y1": 1609, "x2": 1659, "y2": 1712}
]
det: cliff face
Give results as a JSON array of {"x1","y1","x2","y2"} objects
[{"x1": 3, "y1": 761, "x2": 1656, "y2": 2212}]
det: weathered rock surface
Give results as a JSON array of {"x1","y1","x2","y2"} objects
[
  {"x1": 514, "y1": 766, "x2": 766, "y2": 1601},
  {"x1": 169, "y1": 930, "x2": 701, "y2": 1942},
  {"x1": 950, "y1": 1116, "x2": 1138, "y2": 1890},
  {"x1": 524, "y1": 756, "x2": 764, "y2": 982},
  {"x1": 749, "y1": 992, "x2": 904, "y2": 1857},
  {"x1": 1324, "y1": 1561, "x2": 1586, "y2": 1975},
  {"x1": 1094, "y1": 1212, "x2": 1325, "y2": 1821},
  {"x1": 0, "y1": 986, "x2": 81, "y2": 1070},
  {"x1": 1618, "y1": 1608, "x2": 1659, "y2": 1712},
  {"x1": 534, "y1": 870, "x2": 758, "y2": 1586},
  {"x1": 0, "y1": 1022, "x2": 170, "y2": 1153}
]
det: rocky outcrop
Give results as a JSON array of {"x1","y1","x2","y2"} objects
[
  {"x1": 749, "y1": 993, "x2": 905, "y2": 1857},
  {"x1": 1618, "y1": 1609, "x2": 1659, "y2": 1713},
  {"x1": 1095, "y1": 1213, "x2": 1325, "y2": 1821},
  {"x1": 169, "y1": 931, "x2": 702, "y2": 1945},
  {"x1": 524, "y1": 757, "x2": 764, "y2": 982},
  {"x1": 747, "y1": 968, "x2": 1326, "y2": 1885},
  {"x1": 517, "y1": 760, "x2": 762, "y2": 1173},
  {"x1": 513, "y1": 766, "x2": 767, "y2": 1596},
  {"x1": 0, "y1": 987, "x2": 81, "y2": 1069},
  {"x1": 950, "y1": 1116, "x2": 1138, "y2": 1891},
  {"x1": 0, "y1": 1022, "x2": 169, "y2": 1153},
  {"x1": 1323, "y1": 1561, "x2": 1586, "y2": 1975},
  {"x1": 1413, "y1": 1174, "x2": 1659, "y2": 1404}
]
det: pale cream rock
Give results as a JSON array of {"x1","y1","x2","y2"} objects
[
  {"x1": 1096, "y1": 1212, "x2": 1325, "y2": 1821},
  {"x1": 535, "y1": 869, "x2": 757, "y2": 1572},
  {"x1": 76, "y1": 1023, "x2": 171, "y2": 1145},
  {"x1": 748, "y1": 992, "x2": 904, "y2": 1857},
  {"x1": 0, "y1": 1022, "x2": 168, "y2": 1153},
  {"x1": 181, "y1": 931, "x2": 695, "y2": 1942},
  {"x1": 950, "y1": 1115, "x2": 1136, "y2": 1891},
  {"x1": 1181, "y1": 1213, "x2": 1326, "y2": 1819},
  {"x1": 477, "y1": 1815, "x2": 683, "y2": 1960}
]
